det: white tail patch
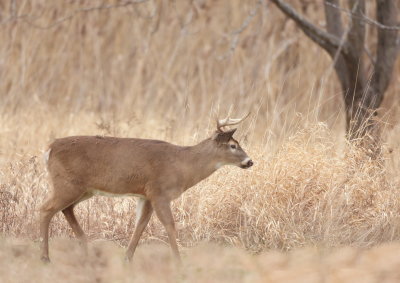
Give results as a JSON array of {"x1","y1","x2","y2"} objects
[{"x1": 43, "y1": 149, "x2": 51, "y2": 164}]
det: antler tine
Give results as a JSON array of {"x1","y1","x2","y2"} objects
[{"x1": 217, "y1": 112, "x2": 250, "y2": 132}]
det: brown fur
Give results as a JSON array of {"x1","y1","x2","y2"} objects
[{"x1": 40, "y1": 131, "x2": 252, "y2": 262}]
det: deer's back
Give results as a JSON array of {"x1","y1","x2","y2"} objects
[{"x1": 46, "y1": 136, "x2": 183, "y2": 194}]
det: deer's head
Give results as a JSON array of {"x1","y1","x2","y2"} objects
[{"x1": 211, "y1": 113, "x2": 253, "y2": 169}]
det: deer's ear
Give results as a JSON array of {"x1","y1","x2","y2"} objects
[{"x1": 212, "y1": 128, "x2": 237, "y2": 143}]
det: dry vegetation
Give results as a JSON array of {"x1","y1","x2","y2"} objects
[{"x1": 1, "y1": 0, "x2": 400, "y2": 282}]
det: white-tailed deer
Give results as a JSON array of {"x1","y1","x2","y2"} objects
[{"x1": 40, "y1": 115, "x2": 253, "y2": 262}]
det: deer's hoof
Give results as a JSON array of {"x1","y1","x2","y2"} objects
[
  {"x1": 41, "y1": 256, "x2": 51, "y2": 263},
  {"x1": 124, "y1": 254, "x2": 132, "y2": 263}
]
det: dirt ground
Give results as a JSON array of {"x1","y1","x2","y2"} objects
[{"x1": 2, "y1": 239, "x2": 400, "y2": 283}]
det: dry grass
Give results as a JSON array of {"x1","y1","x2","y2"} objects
[{"x1": 1, "y1": 0, "x2": 400, "y2": 282}]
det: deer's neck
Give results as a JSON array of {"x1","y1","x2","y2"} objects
[{"x1": 179, "y1": 139, "x2": 220, "y2": 190}]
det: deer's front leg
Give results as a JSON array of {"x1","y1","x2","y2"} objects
[{"x1": 152, "y1": 197, "x2": 181, "y2": 262}]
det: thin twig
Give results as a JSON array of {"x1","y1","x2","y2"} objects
[
  {"x1": 1, "y1": 0, "x2": 149, "y2": 29},
  {"x1": 270, "y1": 0, "x2": 348, "y2": 55},
  {"x1": 363, "y1": 46, "x2": 376, "y2": 66},
  {"x1": 217, "y1": 0, "x2": 265, "y2": 60},
  {"x1": 325, "y1": 1, "x2": 400, "y2": 31}
]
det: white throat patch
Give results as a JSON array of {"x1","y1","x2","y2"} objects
[{"x1": 215, "y1": 162, "x2": 225, "y2": 170}]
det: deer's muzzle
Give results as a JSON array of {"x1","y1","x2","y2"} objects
[{"x1": 240, "y1": 158, "x2": 253, "y2": 169}]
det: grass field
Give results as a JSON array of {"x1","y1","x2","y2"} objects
[{"x1": 1, "y1": 0, "x2": 400, "y2": 282}]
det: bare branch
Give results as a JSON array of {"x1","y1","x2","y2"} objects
[
  {"x1": 347, "y1": 1, "x2": 365, "y2": 58},
  {"x1": 364, "y1": 46, "x2": 376, "y2": 66},
  {"x1": 372, "y1": 0, "x2": 399, "y2": 100},
  {"x1": 324, "y1": 0, "x2": 343, "y2": 36},
  {"x1": 323, "y1": 0, "x2": 350, "y2": 91},
  {"x1": 217, "y1": 0, "x2": 264, "y2": 60},
  {"x1": 270, "y1": 0, "x2": 349, "y2": 56},
  {"x1": 361, "y1": 10, "x2": 400, "y2": 31},
  {"x1": 10, "y1": 0, "x2": 17, "y2": 18},
  {"x1": 171, "y1": 0, "x2": 195, "y2": 33},
  {"x1": 325, "y1": 1, "x2": 400, "y2": 31},
  {"x1": 2, "y1": 0, "x2": 149, "y2": 29}
]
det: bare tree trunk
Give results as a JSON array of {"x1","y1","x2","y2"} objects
[{"x1": 271, "y1": 0, "x2": 399, "y2": 155}]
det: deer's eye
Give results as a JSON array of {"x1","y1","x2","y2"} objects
[{"x1": 230, "y1": 144, "x2": 236, "y2": 149}]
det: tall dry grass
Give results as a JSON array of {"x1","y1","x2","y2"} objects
[{"x1": 1, "y1": 0, "x2": 400, "y2": 281}]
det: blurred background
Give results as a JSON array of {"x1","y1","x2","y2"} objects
[{"x1": 2, "y1": 0, "x2": 399, "y2": 159}]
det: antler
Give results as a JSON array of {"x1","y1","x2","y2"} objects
[{"x1": 217, "y1": 112, "x2": 250, "y2": 132}]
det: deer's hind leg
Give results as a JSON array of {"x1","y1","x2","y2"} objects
[
  {"x1": 62, "y1": 192, "x2": 93, "y2": 250},
  {"x1": 39, "y1": 182, "x2": 86, "y2": 262},
  {"x1": 125, "y1": 198, "x2": 153, "y2": 261}
]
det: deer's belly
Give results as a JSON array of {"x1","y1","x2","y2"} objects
[{"x1": 91, "y1": 189, "x2": 146, "y2": 199}]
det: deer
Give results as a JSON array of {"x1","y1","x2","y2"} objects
[{"x1": 39, "y1": 114, "x2": 253, "y2": 263}]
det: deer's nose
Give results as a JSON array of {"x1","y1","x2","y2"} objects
[{"x1": 241, "y1": 158, "x2": 253, "y2": 169}]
